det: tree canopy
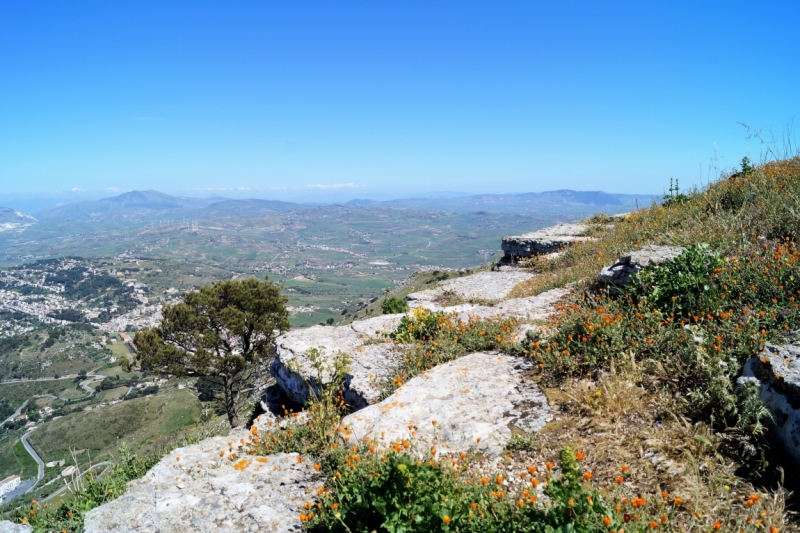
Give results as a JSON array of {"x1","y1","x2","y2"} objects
[{"x1": 132, "y1": 278, "x2": 290, "y2": 427}]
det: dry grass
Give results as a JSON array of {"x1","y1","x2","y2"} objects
[{"x1": 501, "y1": 370, "x2": 798, "y2": 531}]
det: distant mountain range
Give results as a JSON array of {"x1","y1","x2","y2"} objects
[
  {"x1": 9, "y1": 189, "x2": 658, "y2": 223},
  {"x1": 345, "y1": 189, "x2": 655, "y2": 214}
]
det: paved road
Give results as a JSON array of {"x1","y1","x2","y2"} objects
[
  {"x1": 21, "y1": 430, "x2": 44, "y2": 493},
  {"x1": 3, "y1": 400, "x2": 27, "y2": 425},
  {"x1": 1, "y1": 369, "x2": 107, "y2": 385}
]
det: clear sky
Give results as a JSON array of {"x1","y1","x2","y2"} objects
[{"x1": 1, "y1": 1, "x2": 798, "y2": 199}]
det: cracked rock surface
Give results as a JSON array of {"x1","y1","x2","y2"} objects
[
  {"x1": 406, "y1": 270, "x2": 534, "y2": 304},
  {"x1": 270, "y1": 287, "x2": 567, "y2": 410},
  {"x1": 337, "y1": 352, "x2": 552, "y2": 456},
  {"x1": 270, "y1": 315, "x2": 404, "y2": 409},
  {"x1": 740, "y1": 340, "x2": 800, "y2": 463},
  {"x1": 84, "y1": 431, "x2": 322, "y2": 533}
]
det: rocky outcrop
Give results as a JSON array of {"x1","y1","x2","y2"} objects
[
  {"x1": 501, "y1": 224, "x2": 593, "y2": 259},
  {"x1": 271, "y1": 285, "x2": 568, "y2": 412},
  {"x1": 336, "y1": 352, "x2": 552, "y2": 456},
  {"x1": 740, "y1": 341, "x2": 800, "y2": 463},
  {"x1": 84, "y1": 431, "x2": 322, "y2": 533},
  {"x1": 599, "y1": 245, "x2": 685, "y2": 290},
  {"x1": 406, "y1": 270, "x2": 534, "y2": 304},
  {"x1": 270, "y1": 315, "x2": 404, "y2": 409}
]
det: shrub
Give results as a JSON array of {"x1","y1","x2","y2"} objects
[
  {"x1": 391, "y1": 307, "x2": 448, "y2": 344},
  {"x1": 381, "y1": 296, "x2": 409, "y2": 315},
  {"x1": 629, "y1": 244, "x2": 724, "y2": 313}
]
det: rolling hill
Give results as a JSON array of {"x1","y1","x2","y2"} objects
[{"x1": 36, "y1": 191, "x2": 223, "y2": 221}]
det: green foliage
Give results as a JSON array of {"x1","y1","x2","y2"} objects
[
  {"x1": 391, "y1": 308, "x2": 448, "y2": 344},
  {"x1": 386, "y1": 310, "x2": 521, "y2": 394},
  {"x1": 630, "y1": 244, "x2": 724, "y2": 313},
  {"x1": 307, "y1": 446, "x2": 684, "y2": 533},
  {"x1": 133, "y1": 278, "x2": 290, "y2": 427},
  {"x1": 527, "y1": 237, "x2": 800, "y2": 440},
  {"x1": 505, "y1": 432, "x2": 538, "y2": 452},
  {"x1": 661, "y1": 178, "x2": 691, "y2": 208},
  {"x1": 381, "y1": 296, "x2": 409, "y2": 315}
]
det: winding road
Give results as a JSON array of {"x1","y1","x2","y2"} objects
[{"x1": 20, "y1": 430, "x2": 44, "y2": 492}]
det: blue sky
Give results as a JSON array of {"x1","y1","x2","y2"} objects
[{"x1": 1, "y1": 1, "x2": 798, "y2": 200}]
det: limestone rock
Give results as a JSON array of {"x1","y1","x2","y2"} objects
[
  {"x1": 337, "y1": 352, "x2": 552, "y2": 456},
  {"x1": 0, "y1": 521, "x2": 31, "y2": 533},
  {"x1": 411, "y1": 287, "x2": 569, "y2": 324},
  {"x1": 502, "y1": 224, "x2": 593, "y2": 258},
  {"x1": 406, "y1": 271, "x2": 534, "y2": 304},
  {"x1": 270, "y1": 315, "x2": 404, "y2": 409},
  {"x1": 84, "y1": 432, "x2": 322, "y2": 533},
  {"x1": 740, "y1": 341, "x2": 800, "y2": 463},
  {"x1": 271, "y1": 270, "x2": 567, "y2": 412},
  {"x1": 599, "y1": 245, "x2": 685, "y2": 289}
]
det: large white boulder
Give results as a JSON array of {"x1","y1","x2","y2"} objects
[
  {"x1": 409, "y1": 287, "x2": 570, "y2": 324},
  {"x1": 270, "y1": 315, "x2": 404, "y2": 409},
  {"x1": 84, "y1": 431, "x2": 322, "y2": 533},
  {"x1": 336, "y1": 352, "x2": 552, "y2": 456}
]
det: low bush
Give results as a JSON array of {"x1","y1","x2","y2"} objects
[{"x1": 381, "y1": 296, "x2": 409, "y2": 315}]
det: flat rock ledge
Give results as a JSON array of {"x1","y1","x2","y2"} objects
[
  {"x1": 271, "y1": 287, "x2": 568, "y2": 411},
  {"x1": 740, "y1": 341, "x2": 800, "y2": 463},
  {"x1": 410, "y1": 287, "x2": 570, "y2": 324},
  {"x1": 599, "y1": 245, "x2": 685, "y2": 290},
  {"x1": 336, "y1": 352, "x2": 552, "y2": 456},
  {"x1": 406, "y1": 270, "x2": 535, "y2": 304},
  {"x1": 502, "y1": 223, "x2": 593, "y2": 259},
  {"x1": 84, "y1": 431, "x2": 322, "y2": 533},
  {"x1": 271, "y1": 314, "x2": 405, "y2": 409}
]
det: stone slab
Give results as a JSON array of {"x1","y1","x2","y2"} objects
[
  {"x1": 599, "y1": 245, "x2": 685, "y2": 289},
  {"x1": 337, "y1": 352, "x2": 552, "y2": 456},
  {"x1": 502, "y1": 223, "x2": 593, "y2": 258},
  {"x1": 84, "y1": 432, "x2": 322, "y2": 533}
]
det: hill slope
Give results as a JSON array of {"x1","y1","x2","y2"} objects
[
  {"x1": 0, "y1": 206, "x2": 37, "y2": 232},
  {"x1": 36, "y1": 191, "x2": 221, "y2": 221}
]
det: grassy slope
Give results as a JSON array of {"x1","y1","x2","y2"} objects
[
  {"x1": 27, "y1": 388, "x2": 200, "y2": 466},
  {"x1": 0, "y1": 432, "x2": 38, "y2": 480}
]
